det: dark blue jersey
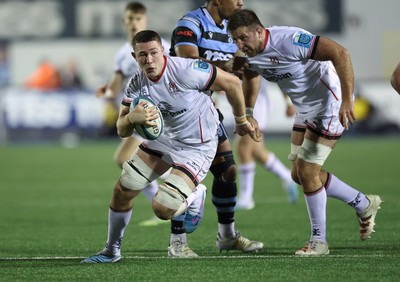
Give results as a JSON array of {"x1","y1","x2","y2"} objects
[{"x1": 169, "y1": 7, "x2": 238, "y2": 61}]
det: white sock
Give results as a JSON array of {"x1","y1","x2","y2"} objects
[
  {"x1": 106, "y1": 208, "x2": 132, "y2": 256},
  {"x1": 325, "y1": 173, "x2": 369, "y2": 213},
  {"x1": 170, "y1": 233, "x2": 187, "y2": 245},
  {"x1": 264, "y1": 152, "x2": 292, "y2": 190},
  {"x1": 238, "y1": 162, "x2": 256, "y2": 201},
  {"x1": 304, "y1": 187, "x2": 327, "y2": 243},
  {"x1": 218, "y1": 223, "x2": 235, "y2": 239},
  {"x1": 141, "y1": 181, "x2": 158, "y2": 202}
]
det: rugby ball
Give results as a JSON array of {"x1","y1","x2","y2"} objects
[{"x1": 130, "y1": 96, "x2": 163, "y2": 140}]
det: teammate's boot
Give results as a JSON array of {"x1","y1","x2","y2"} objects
[
  {"x1": 235, "y1": 198, "x2": 255, "y2": 210},
  {"x1": 295, "y1": 239, "x2": 329, "y2": 256},
  {"x1": 216, "y1": 231, "x2": 263, "y2": 253},
  {"x1": 357, "y1": 194, "x2": 383, "y2": 241},
  {"x1": 167, "y1": 238, "x2": 198, "y2": 258},
  {"x1": 139, "y1": 215, "x2": 169, "y2": 227}
]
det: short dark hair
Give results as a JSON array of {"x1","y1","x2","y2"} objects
[
  {"x1": 132, "y1": 30, "x2": 162, "y2": 47},
  {"x1": 227, "y1": 9, "x2": 263, "y2": 32},
  {"x1": 125, "y1": 2, "x2": 146, "y2": 13}
]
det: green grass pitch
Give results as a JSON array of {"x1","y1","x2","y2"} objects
[{"x1": 1, "y1": 136, "x2": 399, "y2": 281}]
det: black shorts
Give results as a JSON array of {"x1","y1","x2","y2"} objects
[{"x1": 216, "y1": 108, "x2": 228, "y2": 144}]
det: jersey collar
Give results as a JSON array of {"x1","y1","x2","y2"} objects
[{"x1": 263, "y1": 29, "x2": 269, "y2": 50}]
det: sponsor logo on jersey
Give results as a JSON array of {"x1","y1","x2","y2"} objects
[
  {"x1": 158, "y1": 101, "x2": 187, "y2": 118},
  {"x1": 203, "y1": 50, "x2": 233, "y2": 61},
  {"x1": 269, "y1": 56, "x2": 280, "y2": 64},
  {"x1": 293, "y1": 31, "x2": 313, "y2": 48},
  {"x1": 177, "y1": 30, "x2": 194, "y2": 37},
  {"x1": 261, "y1": 69, "x2": 293, "y2": 82},
  {"x1": 193, "y1": 60, "x2": 211, "y2": 73}
]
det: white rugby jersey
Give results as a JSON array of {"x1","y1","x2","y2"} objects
[
  {"x1": 123, "y1": 56, "x2": 220, "y2": 144},
  {"x1": 114, "y1": 38, "x2": 171, "y2": 79},
  {"x1": 247, "y1": 26, "x2": 342, "y2": 112}
]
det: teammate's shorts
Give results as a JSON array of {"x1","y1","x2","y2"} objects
[
  {"x1": 216, "y1": 108, "x2": 229, "y2": 144},
  {"x1": 293, "y1": 101, "x2": 344, "y2": 140}
]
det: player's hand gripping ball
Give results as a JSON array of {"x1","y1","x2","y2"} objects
[{"x1": 130, "y1": 96, "x2": 164, "y2": 140}]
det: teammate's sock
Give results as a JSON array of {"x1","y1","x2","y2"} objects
[
  {"x1": 211, "y1": 178, "x2": 236, "y2": 225},
  {"x1": 238, "y1": 162, "x2": 256, "y2": 201},
  {"x1": 304, "y1": 187, "x2": 327, "y2": 243},
  {"x1": 218, "y1": 222, "x2": 235, "y2": 239},
  {"x1": 141, "y1": 180, "x2": 158, "y2": 202},
  {"x1": 325, "y1": 173, "x2": 369, "y2": 213},
  {"x1": 170, "y1": 215, "x2": 186, "y2": 245},
  {"x1": 263, "y1": 152, "x2": 292, "y2": 190},
  {"x1": 106, "y1": 207, "x2": 132, "y2": 255}
]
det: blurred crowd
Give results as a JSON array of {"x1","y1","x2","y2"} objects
[{"x1": 24, "y1": 57, "x2": 85, "y2": 91}]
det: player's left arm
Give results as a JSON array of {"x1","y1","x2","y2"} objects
[
  {"x1": 241, "y1": 68, "x2": 261, "y2": 137},
  {"x1": 390, "y1": 62, "x2": 400, "y2": 95},
  {"x1": 209, "y1": 67, "x2": 261, "y2": 141},
  {"x1": 312, "y1": 36, "x2": 355, "y2": 130}
]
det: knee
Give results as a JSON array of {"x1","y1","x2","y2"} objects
[
  {"x1": 221, "y1": 165, "x2": 236, "y2": 183},
  {"x1": 151, "y1": 199, "x2": 176, "y2": 220},
  {"x1": 152, "y1": 176, "x2": 192, "y2": 220},
  {"x1": 296, "y1": 161, "x2": 320, "y2": 185}
]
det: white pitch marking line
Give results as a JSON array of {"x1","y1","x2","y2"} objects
[{"x1": 0, "y1": 254, "x2": 394, "y2": 261}]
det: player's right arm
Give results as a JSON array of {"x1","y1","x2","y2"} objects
[
  {"x1": 116, "y1": 102, "x2": 158, "y2": 138},
  {"x1": 116, "y1": 77, "x2": 159, "y2": 138}
]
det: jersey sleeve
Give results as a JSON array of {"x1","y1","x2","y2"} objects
[
  {"x1": 177, "y1": 59, "x2": 217, "y2": 91},
  {"x1": 122, "y1": 74, "x2": 140, "y2": 107},
  {"x1": 287, "y1": 28, "x2": 319, "y2": 60},
  {"x1": 171, "y1": 16, "x2": 202, "y2": 50},
  {"x1": 113, "y1": 48, "x2": 124, "y2": 74}
]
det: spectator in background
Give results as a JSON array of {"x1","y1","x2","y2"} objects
[
  {"x1": 390, "y1": 62, "x2": 400, "y2": 94},
  {"x1": 24, "y1": 59, "x2": 60, "y2": 91},
  {"x1": 59, "y1": 58, "x2": 85, "y2": 90}
]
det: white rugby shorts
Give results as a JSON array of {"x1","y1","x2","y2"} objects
[
  {"x1": 294, "y1": 100, "x2": 345, "y2": 140},
  {"x1": 141, "y1": 134, "x2": 218, "y2": 184}
]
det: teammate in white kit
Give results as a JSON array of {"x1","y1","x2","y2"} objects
[
  {"x1": 235, "y1": 80, "x2": 298, "y2": 210},
  {"x1": 81, "y1": 30, "x2": 258, "y2": 263},
  {"x1": 227, "y1": 9, "x2": 383, "y2": 256},
  {"x1": 96, "y1": 2, "x2": 171, "y2": 226}
]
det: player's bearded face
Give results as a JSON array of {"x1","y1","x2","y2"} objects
[
  {"x1": 135, "y1": 41, "x2": 164, "y2": 80},
  {"x1": 231, "y1": 27, "x2": 259, "y2": 57}
]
